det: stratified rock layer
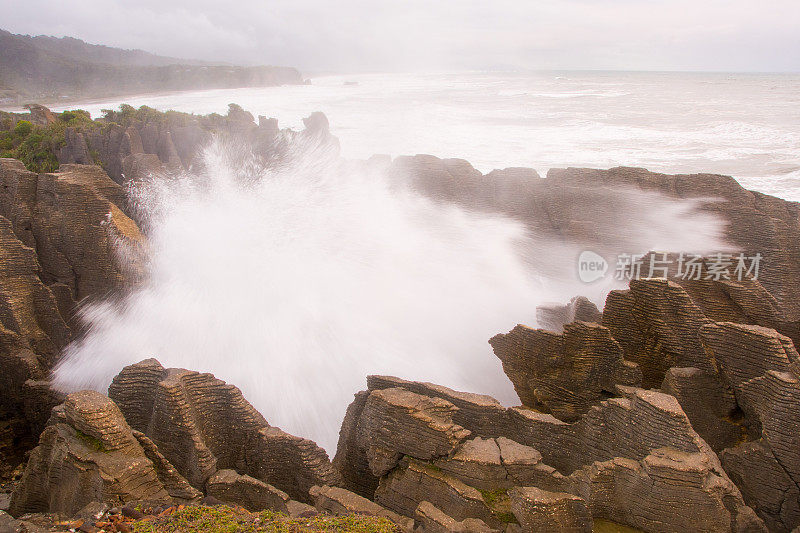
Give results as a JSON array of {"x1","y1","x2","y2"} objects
[
  {"x1": 109, "y1": 359, "x2": 341, "y2": 502},
  {"x1": 336, "y1": 375, "x2": 764, "y2": 532},
  {"x1": 490, "y1": 321, "x2": 641, "y2": 421},
  {"x1": 9, "y1": 391, "x2": 185, "y2": 516}
]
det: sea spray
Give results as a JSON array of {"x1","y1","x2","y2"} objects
[{"x1": 53, "y1": 134, "x2": 732, "y2": 452}]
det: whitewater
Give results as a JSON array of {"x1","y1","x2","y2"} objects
[{"x1": 53, "y1": 127, "x2": 732, "y2": 452}]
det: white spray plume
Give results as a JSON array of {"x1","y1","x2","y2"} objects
[{"x1": 53, "y1": 135, "x2": 732, "y2": 452}]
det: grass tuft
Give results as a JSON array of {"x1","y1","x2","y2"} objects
[{"x1": 130, "y1": 505, "x2": 401, "y2": 533}]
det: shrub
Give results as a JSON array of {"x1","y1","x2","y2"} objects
[{"x1": 13, "y1": 120, "x2": 32, "y2": 137}]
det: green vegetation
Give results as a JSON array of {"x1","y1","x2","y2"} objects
[
  {"x1": 478, "y1": 488, "x2": 518, "y2": 524},
  {"x1": 0, "y1": 117, "x2": 62, "y2": 172},
  {"x1": 0, "y1": 102, "x2": 258, "y2": 174},
  {"x1": 0, "y1": 109, "x2": 96, "y2": 172},
  {"x1": 130, "y1": 506, "x2": 400, "y2": 533},
  {"x1": 75, "y1": 429, "x2": 107, "y2": 453}
]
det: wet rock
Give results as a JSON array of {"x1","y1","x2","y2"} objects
[
  {"x1": 545, "y1": 166, "x2": 800, "y2": 322},
  {"x1": 206, "y1": 469, "x2": 289, "y2": 513}
]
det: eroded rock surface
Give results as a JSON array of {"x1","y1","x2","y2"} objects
[
  {"x1": 9, "y1": 391, "x2": 181, "y2": 516},
  {"x1": 109, "y1": 359, "x2": 341, "y2": 502},
  {"x1": 490, "y1": 321, "x2": 641, "y2": 421}
]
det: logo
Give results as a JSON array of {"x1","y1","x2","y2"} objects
[{"x1": 578, "y1": 250, "x2": 608, "y2": 283}]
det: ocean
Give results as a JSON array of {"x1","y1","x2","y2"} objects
[{"x1": 43, "y1": 70, "x2": 800, "y2": 202}]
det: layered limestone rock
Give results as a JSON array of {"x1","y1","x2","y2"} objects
[
  {"x1": 374, "y1": 458, "x2": 503, "y2": 529},
  {"x1": 414, "y1": 501, "x2": 498, "y2": 533},
  {"x1": 543, "y1": 167, "x2": 800, "y2": 322},
  {"x1": 0, "y1": 217, "x2": 70, "y2": 401},
  {"x1": 0, "y1": 214, "x2": 71, "y2": 473},
  {"x1": 602, "y1": 278, "x2": 713, "y2": 388},
  {"x1": 660, "y1": 367, "x2": 742, "y2": 452},
  {"x1": 508, "y1": 487, "x2": 591, "y2": 533},
  {"x1": 55, "y1": 106, "x2": 335, "y2": 185},
  {"x1": 722, "y1": 440, "x2": 800, "y2": 532},
  {"x1": 332, "y1": 385, "x2": 471, "y2": 498},
  {"x1": 108, "y1": 359, "x2": 341, "y2": 502},
  {"x1": 0, "y1": 159, "x2": 142, "y2": 475},
  {"x1": 9, "y1": 391, "x2": 186, "y2": 516},
  {"x1": 701, "y1": 322, "x2": 800, "y2": 531},
  {"x1": 309, "y1": 485, "x2": 413, "y2": 531},
  {"x1": 337, "y1": 375, "x2": 763, "y2": 532},
  {"x1": 433, "y1": 437, "x2": 567, "y2": 492},
  {"x1": 390, "y1": 158, "x2": 800, "y2": 322},
  {"x1": 0, "y1": 159, "x2": 145, "y2": 311},
  {"x1": 489, "y1": 321, "x2": 641, "y2": 421},
  {"x1": 569, "y1": 448, "x2": 763, "y2": 533}
]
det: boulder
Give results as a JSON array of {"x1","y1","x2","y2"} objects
[
  {"x1": 374, "y1": 458, "x2": 501, "y2": 529},
  {"x1": 415, "y1": 501, "x2": 499, "y2": 533},
  {"x1": 206, "y1": 469, "x2": 289, "y2": 513},
  {"x1": 309, "y1": 485, "x2": 413, "y2": 531},
  {"x1": 508, "y1": 487, "x2": 591, "y2": 533}
]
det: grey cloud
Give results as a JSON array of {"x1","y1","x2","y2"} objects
[{"x1": 1, "y1": 0, "x2": 798, "y2": 72}]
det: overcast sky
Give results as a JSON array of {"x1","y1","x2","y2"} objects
[{"x1": 2, "y1": 0, "x2": 799, "y2": 73}]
